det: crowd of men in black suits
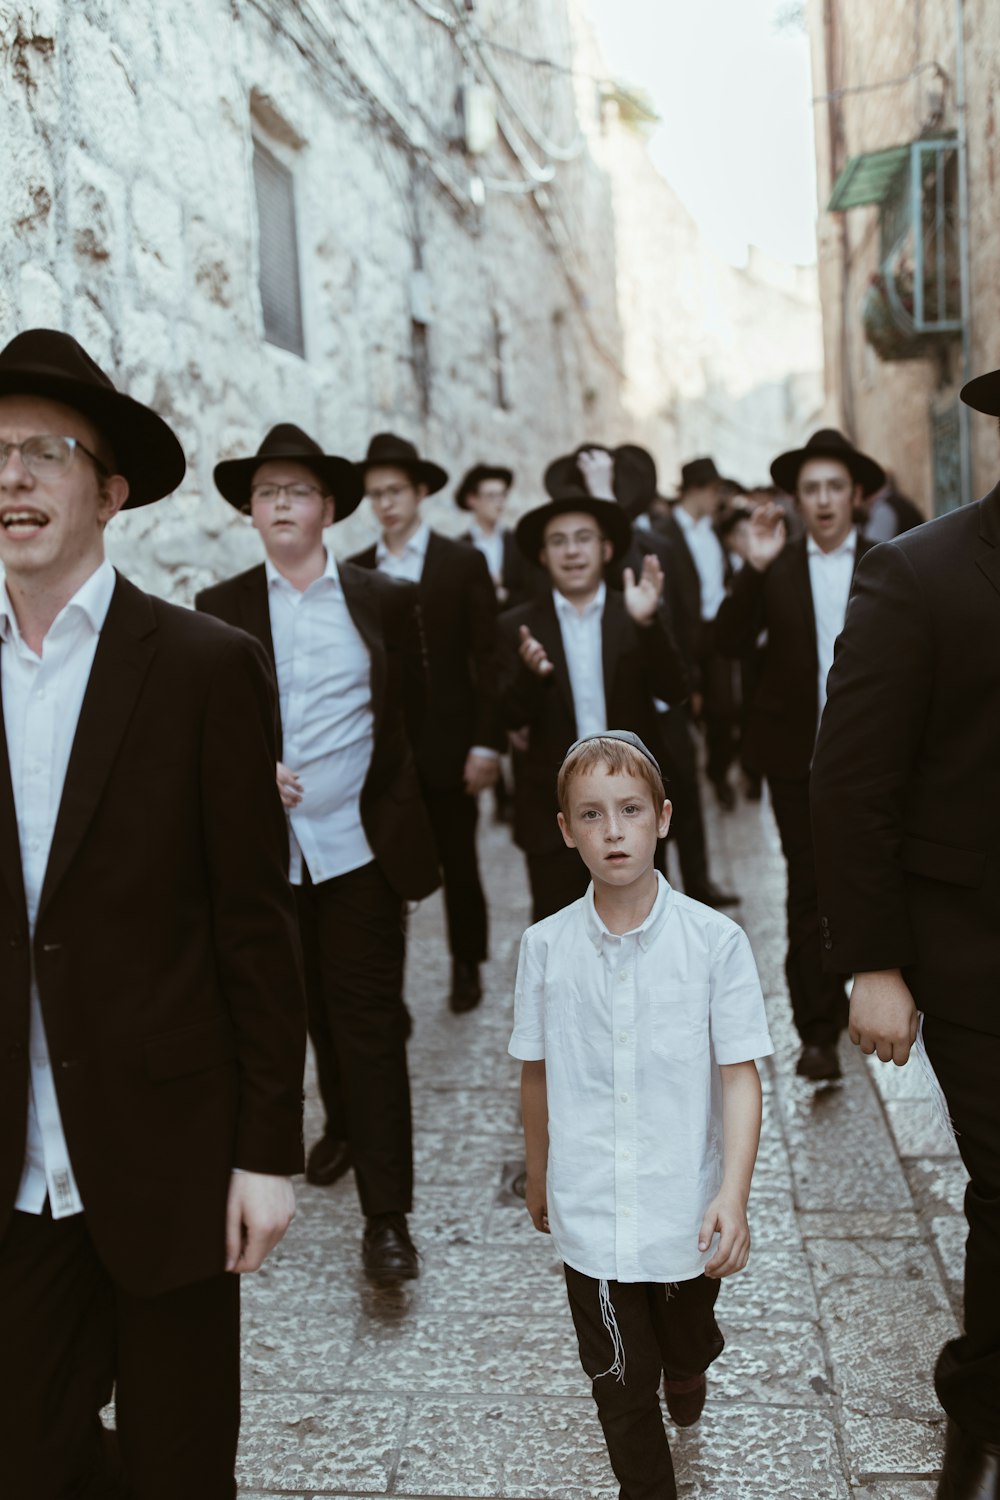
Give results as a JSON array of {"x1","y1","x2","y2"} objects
[{"x1": 1, "y1": 324, "x2": 997, "y2": 1500}]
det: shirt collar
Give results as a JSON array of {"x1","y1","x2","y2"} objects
[
  {"x1": 806, "y1": 527, "x2": 857, "y2": 561},
  {"x1": 673, "y1": 504, "x2": 702, "y2": 534},
  {"x1": 468, "y1": 519, "x2": 501, "y2": 547},
  {"x1": 0, "y1": 557, "x2": 116, "y2": 647},
  {"x1": 582, "y1": 869, "x2": 672, "y2": 954},
  {"x1": 265, "y1": 548, "x2": 340, "y2": 593},
  {"x1": 376, "y1": 520, "x2": 431, "y2": 564},
  {"x1": 553, "y1": 580, "x2": 606, "y2": 619}
]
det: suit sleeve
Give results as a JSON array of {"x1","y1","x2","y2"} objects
[
  {"x1": 199, "y1": 633, "x2": 305, "y2": 1174},
  {"x1": 714, "y1": 563, "x2": 767, "y2": 659},
  {"x1": 497, "y1": 609, "x2": 551, "y2": 729},
  {"x1": 466, "y1": 548, "x2": 504, "y2": 751},
  {"x1": 810, "y1": 542, "x2": 934, "y2": 973},
  {"x1": 636, "y1": 614, "x2": 689, "y2": 707},
  {"x1": 390, "y1": 582, "x2": 428, "y2": 749}
]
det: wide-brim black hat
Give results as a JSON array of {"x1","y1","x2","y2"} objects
[
  {"x1": 0, "y1": 328, "x2": 185, "y2": 507},
  {"x1": 214, "y1": 424, "x2": 363, "y2": 520},
  {"x1": 455, "y1": 463, "x2": 514, "y2": 509},
  {"x1": 515, "y1": 486, "x2": 633, "y2": 565},
  {"x1": 356, "y1": 432, "x2": 448, "y2": 495},
  {"x1": 770, "y1": 428, "x2": 885, "y2": 499},
  {"x1": 544, "y1": 443, "x2": 658, "y2": 520},
  {"x1": 960, "y1": 369, "x2": 1000, "y2": 416},
  {"x1": 679, "y1": 457, "x2": 722, "y2": 493}
]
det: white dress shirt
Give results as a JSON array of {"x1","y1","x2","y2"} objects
[
  {"x1": 673, "y1": 505, "x2": 727, "y2": 620},
  {"x1": 509, "y1": 873, "x2": 773, "y2": 1283},
  {"x1": 375, "y1": 520, "x2": 431, "y2": 584},
  {"x1": 808, "y1": 528, "x2": 857, "y2": 731},
  {"x1": 2, "y1": 558, "x2": 118, "y2": 1218},
  {"x1": 467, "y1": 519, "x2": 505, "y2": 584},
  {"x1": 554, "y1": 583, "x2": 608, "y2": 739},
  {"x1": 267, "y1": 552, "x2": 375, "y2": 885}
]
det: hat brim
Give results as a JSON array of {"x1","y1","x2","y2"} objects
[
  {"x1": 214, "y1": 452, "x2": 364, "y2": 520},
  {"x1": 960, "y1": 370, "x2": 1000, "y2": 416},
  {"x1": 515, "y1": 497, "x2": 632, "y2": 566},
  {"x1": 357, "y1": 456, "x2": 448, "y2": 497},
  {"x1": 770, "y1": 443, "x2": 885, "y2": 499},
  {"x1": 0, "y1": 369, "x2": 185, "y2": 507}
]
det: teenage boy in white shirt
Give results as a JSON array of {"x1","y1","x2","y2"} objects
[{"x1": 510, "y1": 730, "x2": 773, "y2": 1500}]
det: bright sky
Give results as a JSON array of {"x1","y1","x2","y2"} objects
[{"x1": 583, "y1": 0, "x2": 819, "y2": 266}]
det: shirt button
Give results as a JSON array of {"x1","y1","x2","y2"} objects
[
  {"x1": 622, "y1": 1150, "x2": 631, "y2": 1161},
  {"x1": 621, "y1": 1205, "x2": 631, "y2": 1217},
  {"x1": 619, "y1": 1091, "x2": 629, "y2": 1103},
  {"x1": 618, "y1": 1031, "x2": 628, "y2": 1043},
  {"x1": 35, "y1": 688, "x2": 46, "y2": 701},
  {"x1": 617, "y1": 969, "x2": 628, "y2": 982}
]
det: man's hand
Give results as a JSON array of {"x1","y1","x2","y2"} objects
[
  {"x1": 225, "y1": 1171, "x2": 296, "y2": 1273},
  {"x1": 524, "y1": 1172, "x2": 550, "y2": 1234},
  {"x1": 463, "y1": 750, "x2": 498, "y2": 795},
  {"x1": 849, "y1": 969, "x2": 918, "y2": 1066},
  {"x1": 276, "y1": 762, "x2": 303, "y2": 810},
  {"x1": 745, "y1": 502, "x2": 787, "y2": 573},
  {"x1": 699, "y1": 1190, "x2": 750, "y2": 1279},
  {"x1": 577, "y1": 447, "x2": 615, "y2": 501},
  {"x1": 508, "y1": 726, "x2": 530, "y2": 753},
  {"x1": 622, "y1": 552, "x2": 664, "y2": 626},
  {"x1": 518, "y1": 623, "x2": 555, "y2": 677}
]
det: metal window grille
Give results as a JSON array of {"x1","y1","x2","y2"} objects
[{"x1": 253, "y1": 141, "x2": 305, "y2": 357}]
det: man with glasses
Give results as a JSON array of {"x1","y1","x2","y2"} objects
[
  {"x1": 350, "y1": 433, "x2": 501, "y2": 1014},
  {"x1": 497, "y1": 480, "x2": 688, "y2": 919},
  {"x1": 197, "y1": 425, "x2": 439, "y2": 1284},
  {"x1": 0, "y1": 330, "x2": 304, "y2": 1497}
]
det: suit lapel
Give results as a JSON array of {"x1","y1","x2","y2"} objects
[
  {"x1": 601, "y1": 590, "x2": 629, "y2": 705},
  {"x1": 418, "y1": 530, "x2": 446, "y2": 593},
  {"x1": 976, "y1": 484, "x2": 1000, "y2": 600},
  {"x1": 239, "y1": 565, "x2": 275, "y2": 671},
  {"x1": 0, "y1": 689, "x2": 27, "y2": 920},
  {"x1": 791, "y1": 540, "x2": 819, "y2": 664},
  {"x1": 531, "y1": 595, "x2": 574, "y2": 719},
  {"x1": 340, "y1": 564, "x2": 386, "y2": 735},
  {"x1": 38, "y1": 574, "x2": 157, "y2": 921}
]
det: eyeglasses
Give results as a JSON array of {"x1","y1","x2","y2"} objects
[
  {"x1": 544, "y1": 529, "x2": 602, "y2": 550},
  {"x1": 367, "y1": 482, "x2": 414, "y2": 504},
  {"x1": 249, "y1": 482, "x2": 324, "y2": 504},
  {"x1": 0, "y1": 434, "x2": 109, "y2": 479}
]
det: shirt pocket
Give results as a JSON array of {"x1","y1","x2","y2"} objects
[{"x1": 648, "y1": 982, "x2": 711, "y2": 1062}]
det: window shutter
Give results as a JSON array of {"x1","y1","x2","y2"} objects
[{"x1": 253, "y1": 141, "x2": 305, "y2": 356}]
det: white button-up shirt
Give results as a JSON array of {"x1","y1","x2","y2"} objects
[
  {"x1": 1, "y1": 558, "x2": 118, "y2": 1218},
  {"x1": 467, "y1": 520, "x2": 505, "y2": 584},
  {"x1": 375, "y1": 520, "x2": 431, "y2": 584},
  {"x1": 267, "y1": 552, "x2": 375, "y2": 885},
  {"x1": 554, "y1": 583, "x2": 607, "y2": 739},
  {"x1": 808, "y1": 528, "x2": 857, "y2": 730},
  {"x1": 509, "y1": 873, "x2": 773, "y2": 1283},
  {"x1": 674, "y1": 505, "x2": 727, "y2": 620}
]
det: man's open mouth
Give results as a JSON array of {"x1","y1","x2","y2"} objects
[{"x1": 1, "y1": 510, "x2": 49, "y2": 533}]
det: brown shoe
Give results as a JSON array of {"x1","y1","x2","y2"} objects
[{"x1": 664, "y1": 1371, "x2": 706, "y2": 1427}]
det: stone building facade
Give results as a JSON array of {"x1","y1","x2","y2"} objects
[
  {"x1": 2, "y1": 0, "x2": 822, "y2": 600},
  {"x1": 807, "y1": 0, "x2": 1000, "y2": 513}
]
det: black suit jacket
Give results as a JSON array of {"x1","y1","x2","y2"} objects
[
  {"x1": 810, "y1": 487, "x2": 1000, "y2": 1035},
  {"x1": 457, "y1": 528, "x2": 547, "y2": 611},
  {"x1": 714, "y1": 535, "x2": 874, "y2": 778},
  {"x1": 655, "y1": 511, "x2": 708, "y2": 656},
  {"x1": 195, "y1": 562, "x2": 440, "y2": 902},
  {"x1": 350, "y1": 531, "x2": 501, "y2": 790},
  {"x1": 0, "y1": 574, "x2": 305, "y2": 1296},
  {"x1": 498, "y1": 590, "x2": 689, "y2": 854}
]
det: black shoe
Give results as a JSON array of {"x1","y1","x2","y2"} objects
[
  {"x1": 686, "y1": 880, "x2": 741, "y2": 909},
  {"x1": 713, "y1": 780, "x2": 736, "y2": 812},
  {"x1": 796, "y1": 1042, "x2": 842, "y2": 1082},
  {"x1": 449, "y1": 959, "x2": 482, "y2": 1014},
  {"x1": 305, "y1": 1135, "x2": 353, "y2": 1187},
  {"x1": 664, "y1": 1371, "x2": 706, "y2": 1428},
  {"x1": 362, "y1": 1213, "x2": 420, "y2": 1282},
  {"x1": 936, "y1": 1419, "x2": 1000, "y2": 1498}
]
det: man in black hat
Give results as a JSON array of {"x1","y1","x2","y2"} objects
[
  {"x1": 197, "y1": 425, "x2": 439, "y2": 1283},
  {"x1": 350, "y1": 434, "x2": 501, "y2": 1013},
  {"x1": 715, "y1": 428, "x2": 882, "y2": 1082},
  {"x1": 811, "y1": 375, "x2": 1000, "y2": 1497},
  {"x1": 659, "y1": 458, "x2": 740, "y2": 810},
  {"x1": 497, "y1": 482, "x2": 688, "y2": 919},
  {"x1": 0, "y1": 330, "x2": 304, "y2": 1496},
  {"x1": 455, "y1": 462, "x2": 541, "y2": 610}
]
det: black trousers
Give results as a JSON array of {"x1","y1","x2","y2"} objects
[
  {"x1": 656, "y1": 707, "x2": 711, "y2": 893},
  {"x1": 767, "y1": 772, "x2": 847, "y2": 1045},
  {"x1": 526, "y1": 845, "x2": 591, "y2": 922},
  {"x1": 922, "y1": 1015, "x2": 1000, "y2": 1442},
  {"x1": 698, "y1": 625, "x2": 739, "y2": 790},
  {"x1": 296, "y1": 859, "x2": 413, "y2": 1216},
  {"x1": 565, "y1": 1266, "x2": 724, "y2": 1500},
  {"x1": 424, "y1": 785, "x2": 488, "y2": 964},
  {"x1": 0, "y1": 1208, "x2": 239, "y2": 1500}
]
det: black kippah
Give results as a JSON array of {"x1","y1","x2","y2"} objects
[{"x1": 562, "y1": 729, "x2": 662, "y2": 776}]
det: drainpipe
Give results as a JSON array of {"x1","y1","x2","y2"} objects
[{"x1": 954, "y1": 0, "x2": 972, "y2": 503}]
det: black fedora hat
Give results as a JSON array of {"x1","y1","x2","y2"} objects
[
  {"x1": 515, "y1": 484, "x2": 633, "y2": 565},
  {"x1": 960, "y1": 369, "x2": 1000, "y2": 416},
  {"x1": 771, "y1": 428, "x2": 885, "y2": 498},
  {"x1": 455, "y1": 463, "x2": 514, "y2": 510},
  {"x1": 544, "y1": 443, "x2": 658, "y2": 520},
  {"x1": 0, "y1": 328, "x2": 185, "y2": 507},
  {"x1": 356, "y1": 432, "x2": 448, "y2": 495},
  {"x1": 679, "y1": 457, "x2": 722, "y2": 493},
  {"x1": 213, "y1": 425, "x2": 363, "y2": 520}
]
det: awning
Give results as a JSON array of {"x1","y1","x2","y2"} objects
[{"x1": 827, "y1": 145, "x2": 910, "y2": 211}]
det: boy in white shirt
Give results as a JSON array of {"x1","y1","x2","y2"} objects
[{"x1": 509, "y1": 730, "x2": 773, "y2": 1500}]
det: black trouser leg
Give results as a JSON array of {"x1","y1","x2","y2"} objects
[
  {"x1": 0, "y1": 1209, "x2": 240, "y2": 1500},
  {"x1": 767, "y1": 773, "x2": 847, "y2": 1045},
  {"x1": 296, "y1": 881, "x2": 349, "y2": 1142},
  {"x1": 424, "y1": 786, "x2": 488, "y2": 964},
  {"x1": 526, "y1": 847, "x2": 591, "y2": 922},
  {"x1": 921, "y1": 1016, "x2": 1000, "y2": 1443},
  {"x1": 304, "y1": 860, "x2": 413, "y2": 1216},
  {"x1": 699, "y1": 639, "x2": 739, "y2": 789},
  {"x1": 564, "y1": 1267, "x2": 724, "y2": 1500},
  {"x1": 656, "y1": 708, "x2": 710, "y2": 892}
]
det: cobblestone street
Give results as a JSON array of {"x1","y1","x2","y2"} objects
[{"x1": 237, "y1": 792, "x2": 969, "y2": 1500}]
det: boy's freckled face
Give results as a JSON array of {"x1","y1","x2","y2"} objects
[{"x1": 557, "y1": 766, "x2": 671, "y2": 887}]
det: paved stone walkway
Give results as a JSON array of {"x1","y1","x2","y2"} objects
[{"x1": 237, "y1": 792, "x2": 968, "y2": 1500}]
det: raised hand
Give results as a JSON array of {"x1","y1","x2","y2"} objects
[
  {"x1": 622, "y1": 551, "x2": 664, "y2": 626},
  {"x1": 745, "y1": 502, "x2": 787, "y2": 572},
  {"x1": 518, "y1": 623, "x2": 555, "y2": 677},
  {"x1": 577, "y1": 446, "x2": 615, "y2": 501}
]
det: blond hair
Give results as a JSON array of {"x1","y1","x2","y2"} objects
[{"x1": 557, "y1": 735, "x2": 665, "y2": 816}]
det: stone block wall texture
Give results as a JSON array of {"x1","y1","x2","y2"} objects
[
  {"x1": 2, "y1": 0, "x2": 822, "y2": 600},
  {"x1": 808, "y1": 0, "x2": 1000, "y2": 510}
]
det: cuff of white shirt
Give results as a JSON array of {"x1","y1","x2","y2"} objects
[
  {"x1": 714, "y1": 1035, "x2": 775, "y2": 1066},
  {"x1": 508, "y1": 1036, "x2": 545, "y2": 1061},
  {"x1": 470, "y1": 746, "x2": 499, "y2": 759}
]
